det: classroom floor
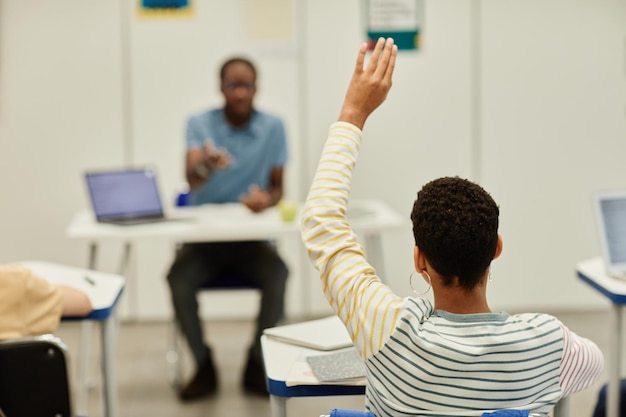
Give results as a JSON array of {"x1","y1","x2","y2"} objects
[{"x1": 56, "y1": 310, "x2": 613, "y2": 417}]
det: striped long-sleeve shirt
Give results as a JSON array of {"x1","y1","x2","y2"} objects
[{"x1": 301, "y1": 122, "x2": 603, "y2": 417}]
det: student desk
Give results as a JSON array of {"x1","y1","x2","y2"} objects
[
  {"x1": 577, "y1": 257, "x2": 626, "y2": 417},
  {"x1": 65, "y1": 199, "x2": 407, "y2": 318},
  {"x1": 20, "y1": 261, "x2": 125, "y2": 417},
  {"x1": 261, "y1": 334, "x2": 365, "y2": 417}
]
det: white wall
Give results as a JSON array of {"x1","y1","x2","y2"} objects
[
  {"x1": 0, "y1": 1, "x2": 124, "y2": 265},
  {"x1": 1, "y1": 0, "x2": 624, "y2": 320},
  {"x1": 481, "y1": 0, "x2": 626, "y2": 311}
]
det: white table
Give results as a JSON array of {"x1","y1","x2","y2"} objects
[
  {"x1": 19, "y1": 261, "x2": 125, "y2": 417},
  {"x1": 66, "y1": 199, "x2": 407, "y2": 317},
  {"x1": 577, "y1": 257, "x2": 626, "y2": 417},
  {"x1": 261, "y1": 334, "x2": 365, "y2": 417}
]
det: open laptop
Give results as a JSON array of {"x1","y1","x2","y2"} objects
[
  {"x1": 593, "y1": 190, "x2": 626, "y2": 279},
  {"x1": 85, "y1": 167, "x2": 183, "y2": 225}
]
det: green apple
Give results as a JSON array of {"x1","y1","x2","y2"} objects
[{"x1": 279, "y1": 200, "x2": 298, "y2": 222}]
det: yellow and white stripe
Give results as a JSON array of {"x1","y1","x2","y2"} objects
[{"x1": 301, "y1": 122, "x2": 404, "y2": 360}]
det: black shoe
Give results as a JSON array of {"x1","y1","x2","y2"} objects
[
  {"x1": 179, "y1": 350, "x2": 218, "y2": 401},
  {"x1": 242, "y1": 348, "x2": 268, "y2": 396}
]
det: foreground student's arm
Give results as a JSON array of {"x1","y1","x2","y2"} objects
[
  {"x1": 0, "y1": 265, "x2": 62, "y2": 338},
  {"x1": 301, "y1": 38, "x2": 405, "y2": 360},
  {"x1": 58, "y1": 285, "x2": 93, "y2": 317},
  {"x1": 337, "y1": 39, "x2": 397, "y2": 129},
  {"x1": 558, "y1": 322, "x2": 604, "y2": 397},
  {"x1": 0, "y1": 265, "x2": 94, "y2": 340}
]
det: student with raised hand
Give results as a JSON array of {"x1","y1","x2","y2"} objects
[
  {"x1": 0, "y1": 264, "x2": 93, "y2": 340},
  {"x1": 300, "y1": 37, "x2": 603, "y2": 416}
]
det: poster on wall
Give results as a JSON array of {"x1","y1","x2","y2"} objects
[
  {"x1": 366, "y1": 0, "x2": 424, "y2": 51},
  {"x1": 137, "y1": 0, "x2": 194, "y2": 19}
]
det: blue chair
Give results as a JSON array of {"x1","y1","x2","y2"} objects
[
  {"x1": 166, "y1": 190, "x2": 262, "y2": 388},
  {"x1": 321, "y1": 397, "x2": 570, "y2": 417},
  {"x1": 592, "y1": 380, "x2": 626, "y2": 417},
  {"x1": 321, "y1": 410, "x2": 548, "y2": 417}
]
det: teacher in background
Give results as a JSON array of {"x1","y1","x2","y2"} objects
[{"x1": 167, "y1": 56, "x2": 289, "y2": 400}]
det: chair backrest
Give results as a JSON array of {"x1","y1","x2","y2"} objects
[
  {"x1": 321, "y1": 397, "x2": 570, "y2": 417},
  {"x1": 321, "y1": 411, "x2": 547, "y2": 417},
  {"x1": 175, "y1": 190, "x2": 191, "y2": 207},
  {"x1": 0, "y1": 335, "x2": 73, "y2": 417}
]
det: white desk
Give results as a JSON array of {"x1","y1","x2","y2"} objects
[
  {"x1": 577, "y1": 257, "x2": 626, "y2": 417},
  {"x1": 261, "y1": 334, "x2": 365, "y2": 417},
  {"x1": 66, "y1": 199, "x2": 407, "y2": 317},
  {"x1": 19, "y1": 261, "x2": 125, "y2": 417}
]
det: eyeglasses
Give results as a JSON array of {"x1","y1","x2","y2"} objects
[{"x1": 222, "y1": 82, "x2": 256, "y2": 92}]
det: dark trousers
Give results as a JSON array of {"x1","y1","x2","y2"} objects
[{"x1": 167, "y1": 241, "x2": 288, "y2": 365}]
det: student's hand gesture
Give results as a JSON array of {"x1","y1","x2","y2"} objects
[{"x1": 339, "y1": 37, "x2": 397, "y2": 129}]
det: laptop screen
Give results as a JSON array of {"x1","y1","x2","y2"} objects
[
  {"x1": 85, "y1": 168, "x2": 164, "y2": 221},
  {"x1": 594, "y1": 191, "x2": 626, "y2": 274}
]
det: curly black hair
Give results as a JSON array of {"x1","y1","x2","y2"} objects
[{"x1": 410, "y1": 176, "x2": 499, "y2": 291}]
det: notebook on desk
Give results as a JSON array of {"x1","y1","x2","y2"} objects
[
  {"x1": 593, "y1": 190, "x2": 626, "y2": 279},
  {"x1": 263, "y1": 315, "x2": 353, "y2": 351},
  {"x1": 85, "y1": 167, "x2": 186, "y2": 226}
]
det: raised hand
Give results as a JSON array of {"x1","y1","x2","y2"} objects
[{"x1": 339, "y1": 37, "x2": 398, "y2": 129}]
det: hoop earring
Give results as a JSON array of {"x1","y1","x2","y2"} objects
[{"x1": 410, "y1": 269, "x2": 432, "y2": 296}]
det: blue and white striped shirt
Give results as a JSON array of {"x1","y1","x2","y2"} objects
[{"x1": 301, "y1": 122, "x2": 603, "y2": 417}]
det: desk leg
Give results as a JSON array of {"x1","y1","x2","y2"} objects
[
  {"x1": 364, "y1": 233, "x2": 386, "y2": 279},
  {"x1": 608, "y1": 304, "x2": 622, "y2": 417},
  {"x1": 119, "y1": 242, "x2": 135, "y2": 320},
  {"x1": 77, "y1": 321, "x2": 93, "y2": 415},
  {"x1": 297, "y1": 238, "x2": 311, "y2": 317},
  {"x1": 77, "y1": 242, "x2": 99, "y2": 415},
  {"x1": 270, "y1": 395, "x2": 287, "y2": 417},
  {"x1": 101, "y1": 315, "x2": 119, "y2": 417},
  {"x1": 553, "y1": 396, "x2": 570, "y2": 417}
]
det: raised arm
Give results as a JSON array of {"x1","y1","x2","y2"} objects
[{"x1": 301, "y1": 38, "x2": 404, "y2": 360}]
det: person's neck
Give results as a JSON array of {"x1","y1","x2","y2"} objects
[
  {"x1": 432, "y1": 283, "x2": 491, "y2": 314},
  {"x1": 224, "y1": 107, "x2": 252, "y2": 128}
]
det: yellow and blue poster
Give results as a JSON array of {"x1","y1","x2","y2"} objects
[
  {"x1": 366, "y1": 0, "x2": 424, "y2": 51},
  {"x1": 137, "y1": 0, "x2": 193, "y2": 19}
]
